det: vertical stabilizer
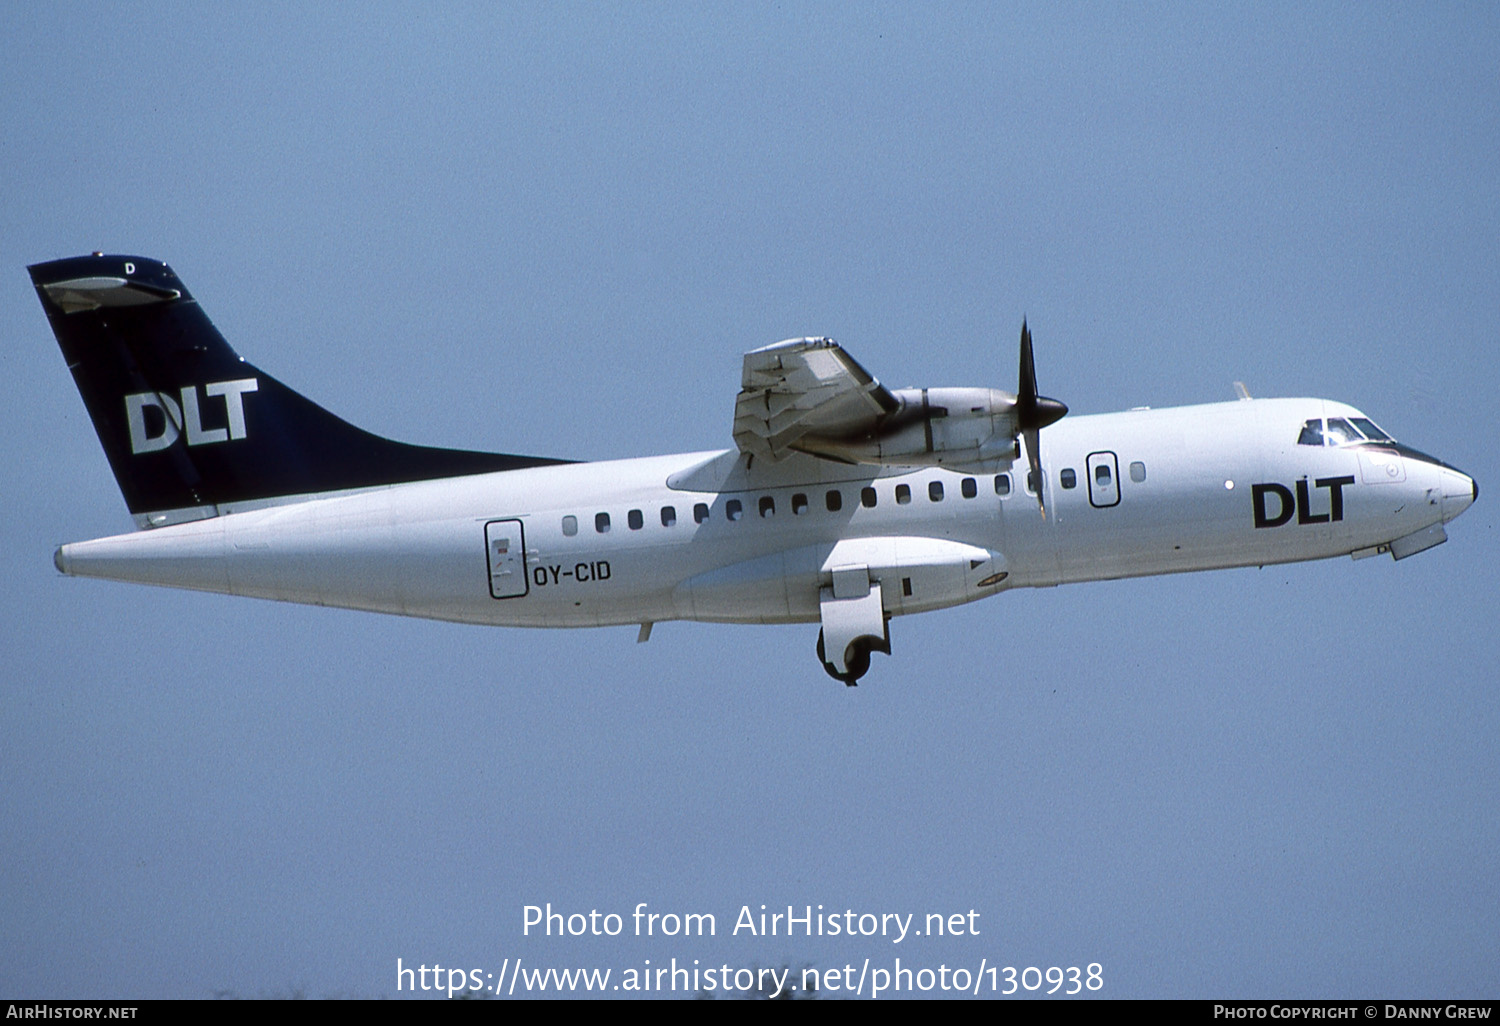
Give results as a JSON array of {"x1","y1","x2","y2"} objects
[{"x1": 30, "y1": 254, "x2": 570, "y2": 526}]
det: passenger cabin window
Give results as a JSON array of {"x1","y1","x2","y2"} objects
[
  {"x1": 861, "y1": 487, "x2": 877, "y2": 508},
  {"x1": 661, "y1": 506, "x2": 677, "y2": 527},
  {"x1": 562, "y1": 515, "x2": 578, "y2": 537},
  {"x1": 759, "y1": 496, "x2": 775, "y2": 518},
  {"x1": 1025, "y1": 470, "x2": 1037, "y2": 494},
  {"x1": 792, "y1": 493, "x2": 809, "y2": 515},
  {"x1": 1060, "y1": 468, "x2": 1077, "y2": 489},
  {"x1": 961, "y1": 477, "x2": 977, "y2": 499},
  {"x1": 1129, "y1": 461, "x2": 1146, "y2": 483},
  {"x1": 1095, "y1": 463, "x2": 1112, "y2": 486},
  {"x1": 826, "y1": 490, "x2": 843, "y2": 512},
  {"x1": 595, "y1": 512, "x2": 611, "y2": 533},
  {"x1": 928, "y1": 481, "x2": 944, "y2": 502},
  {"x1": 726, "y1": 499, "x2": 743, "y2": 521},
  {"x1": 995, "y1": 474, "x2": 1011, "y2": 496},
  {"x1": 693, "y1": 502, "x2": 709, "y2": 524},
  {"x1": 628, "y1": 509, "x2": 643, "y2": 530},
  {"x1": 895, "y1": 484, "x2": 911, "y2": 505}
]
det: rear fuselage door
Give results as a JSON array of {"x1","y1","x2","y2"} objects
[
  {"x1": 484, "y1": 518, "x2": 529, "y2": 599},
  {"x1": 1086, "y1": 451, "x2": 1121, "y2": 508}
]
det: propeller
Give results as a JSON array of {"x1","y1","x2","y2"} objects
[{"x1": 1015, "y1": 320, "x2": 1068, "y2": 517}]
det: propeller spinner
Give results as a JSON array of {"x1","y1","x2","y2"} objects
[{"x1": 1016, "y1": 320, "x2": 1068, "y2": 516}]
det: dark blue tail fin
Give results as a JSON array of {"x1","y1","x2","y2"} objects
[{"x1": 30, "y1": 254, "x2": 570, "y2": 526}]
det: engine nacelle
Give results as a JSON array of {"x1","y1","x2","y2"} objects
[{"x1": 793, "y1": 387, "x2": 1020, "y2": 469}]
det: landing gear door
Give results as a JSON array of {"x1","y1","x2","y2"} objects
[
  {"x1": 484, "y1": 519, "x2": 528, "y2": 599},
  {"x1": 1086, "y1": 451, "x2": 1121, "y2": 508}
]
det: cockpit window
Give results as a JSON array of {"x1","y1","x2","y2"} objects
[
  {"x1": 1297, "y1": 419, "x2": 1325, "y2": 446},
  {"x1": 1351, "y1": 417, "x2": 1392, "y2": 441},
  {"x1": 1324, "y1": 417, "x2": 1363, "y2": 445},
  {"x1": 1299, "y1": 415, "x2": 1395, "y2": 447}
]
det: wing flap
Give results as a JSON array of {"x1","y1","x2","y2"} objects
[{"x1": 733, "y1": 337, "x2": 897, "y2": 460}]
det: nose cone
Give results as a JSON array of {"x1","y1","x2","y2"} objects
[{"x1": 1441, "y1": 467, "x2": 1478, "y2": 523}]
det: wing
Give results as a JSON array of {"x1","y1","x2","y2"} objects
[{"x1": 732, "y1": 337, "x2": 899, "y2": 461}]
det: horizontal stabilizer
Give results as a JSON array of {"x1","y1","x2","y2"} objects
[{"x1": 43, "y1": 275, "x2": 183, "y2": 313}]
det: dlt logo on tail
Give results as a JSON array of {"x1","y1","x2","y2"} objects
[{"x1": 126, "y1": 378, "x2": 259, "y2": 454}]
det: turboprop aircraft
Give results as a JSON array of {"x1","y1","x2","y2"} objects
[{"x1": 31, "y1": 254, "x2": 1478, "y2": 684}]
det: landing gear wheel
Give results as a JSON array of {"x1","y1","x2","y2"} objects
[
  {"x1": 843, "y1": 638, "x2": 872, "y2": 684},
  {"x1": 817, "y1": 629, "x2": 871, "y2": 686}
]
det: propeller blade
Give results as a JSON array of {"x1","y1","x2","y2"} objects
[
  {"x1": 1023, "y1": 424, "x2": 1045, "y2": 517},
  {"x1": 1019, "y1": 319, "x2": 1038, "y2": 409},
  {"x1": 1014, "y1": 320, "x2": 1067, "y2": 517}
]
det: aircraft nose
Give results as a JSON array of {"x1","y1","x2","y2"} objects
[{"x1": 1440, "y1": 467, "x2": 1477, "y2": 523}]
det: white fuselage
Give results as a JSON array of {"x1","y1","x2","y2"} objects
[{"x1": 55, "y1": 397, "x2": 1475, "y2": 630}]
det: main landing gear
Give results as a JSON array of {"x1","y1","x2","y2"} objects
[
  {"x1": 816, "y1": 571, "x2": 891, "y2": 686},
  {"x1": 817, "y1": 629, "x2": 887, "y2": 686}
]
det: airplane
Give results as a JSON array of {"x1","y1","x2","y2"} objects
[{"x1": 30, "y1": 253, "x2": 1478, "y2": 685}]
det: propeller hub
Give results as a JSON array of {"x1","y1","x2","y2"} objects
[{"x1": 1027, "y1": 395, "x2": 1068, "y2": 431}]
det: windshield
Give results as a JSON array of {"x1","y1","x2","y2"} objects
[
  {"x1": 1296, "y1": 416, "x2": 1395, "y2": 447},
  {"x1": 1350, "y1": 417, "x2": 1392, "y2": 441}
]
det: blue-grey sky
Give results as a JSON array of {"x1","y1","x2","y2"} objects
[{"x1": 2, "y1": 3, "x2": 1496, "y2": 999}]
